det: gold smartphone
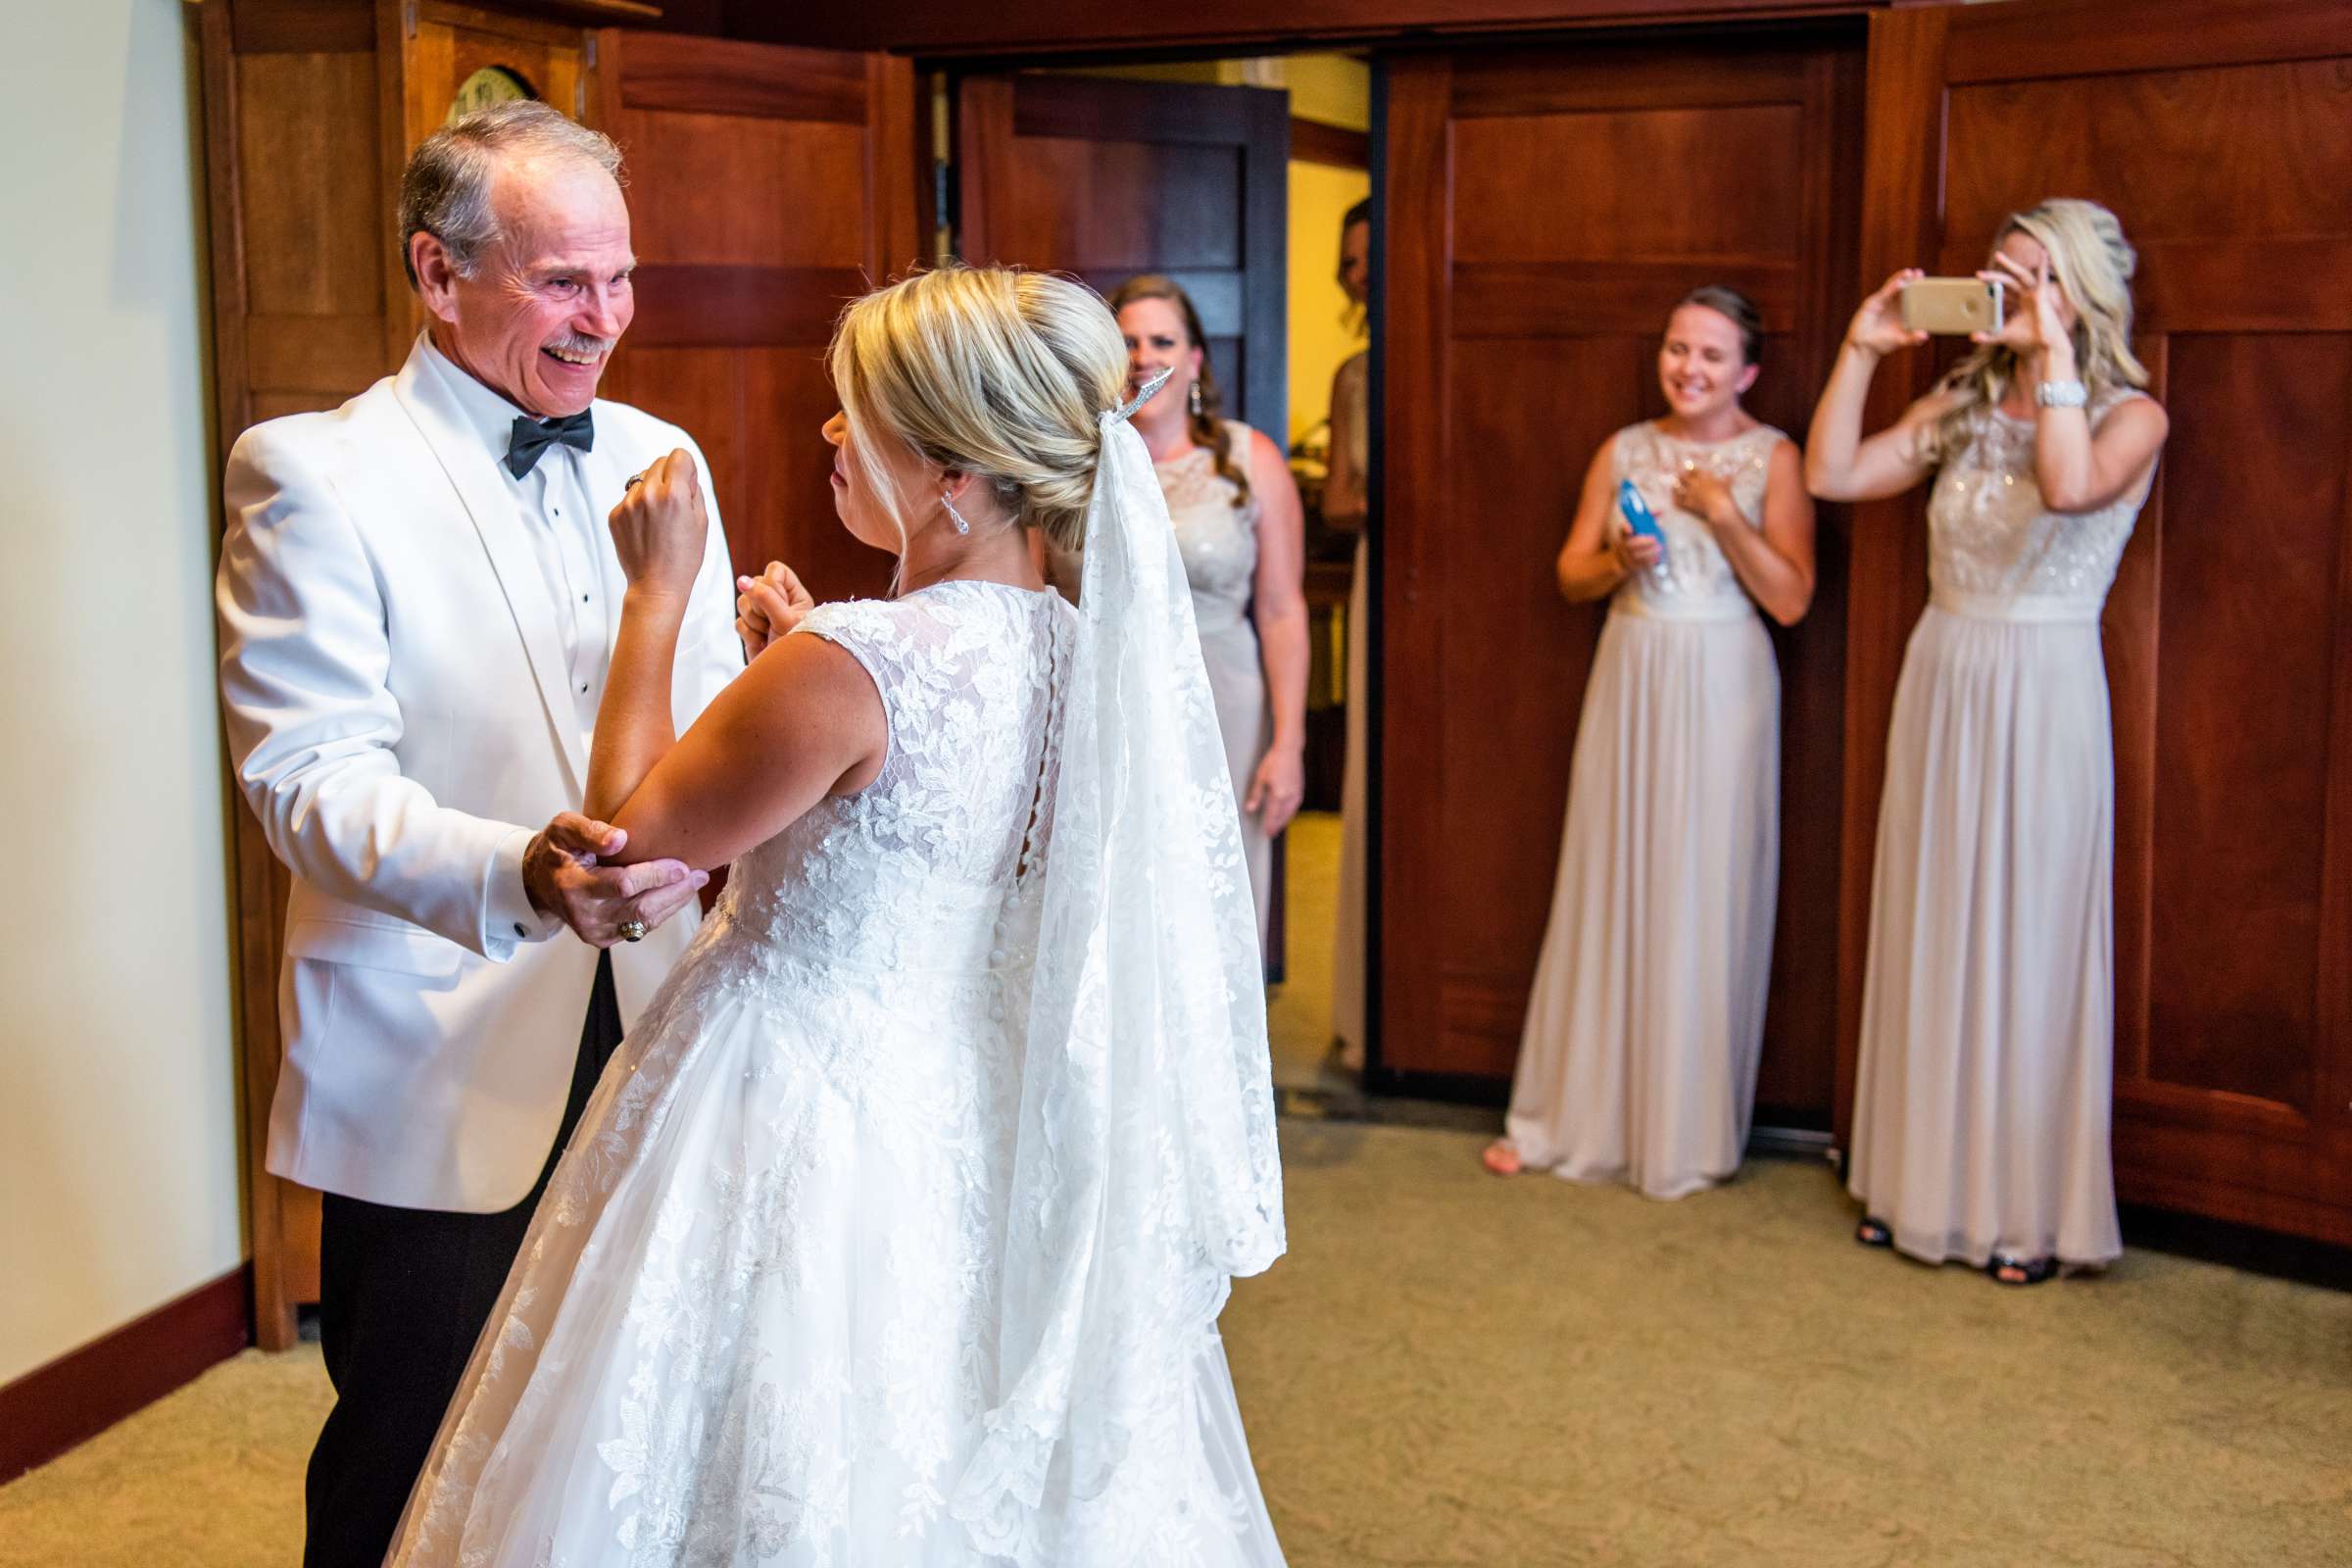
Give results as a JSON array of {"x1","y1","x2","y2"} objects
[{"x1": 1899, "y1": 276, "x2": 2004, "y2": 335}]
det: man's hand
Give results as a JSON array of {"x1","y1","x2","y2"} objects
[
  {"x1": 737, "y1": 560, "x2": 815, "y2": 662},
  {"x1": 521, "y1": 811, "x2": 707, "y2": 948}
]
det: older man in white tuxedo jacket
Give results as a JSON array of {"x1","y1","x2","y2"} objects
[{"x1": 215, "y1": 103, "x2": 753, "y2": 1568}]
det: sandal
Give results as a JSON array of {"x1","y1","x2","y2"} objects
[
  {"x1": 1854, "y1": 1216, "x2": 1893, "y2": 1249},
  {"x1": 1481, "y1": 1140, "x2": 1522, "y2": 1177},
  {"x1": 1988, "y1": 1253, "x2": 2058, "y2": 1287}
]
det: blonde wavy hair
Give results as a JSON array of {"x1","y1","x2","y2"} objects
[
  {"x1": 827, "y1": 266, "x2": 1129, "y2": 560},
  {"x1": 1930, "y1": 197, "x2": 2150, "y2": 462}
]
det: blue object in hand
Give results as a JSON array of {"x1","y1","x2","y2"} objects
[{"x1": 1617, "y1": 478, "x2": 1668, "y2": 546}]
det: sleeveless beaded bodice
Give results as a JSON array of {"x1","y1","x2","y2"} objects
[
  {"x1": 1926, "y1": 391, "x2": 2154, "y2": 621},
  {"x1": 1155, "y1": 420, "x2": 1261, "y2": 635},
  {"x1": 1610, "y1": 420, "x2": 1787, "y2": 620}
]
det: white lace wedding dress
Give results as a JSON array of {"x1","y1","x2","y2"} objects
[{"x1": 386, "y1": 579, "x2": 1286, "y2": 1567}]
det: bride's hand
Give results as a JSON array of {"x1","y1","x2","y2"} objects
[
  {"x1": 609, "y1": 449, "x2": 709, "y2": 603},
  {"x1": 737, "y1": 560, "x2": 815, "y2": 661}
]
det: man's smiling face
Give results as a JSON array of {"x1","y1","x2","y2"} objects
[{"x1": 419, "y1": 153, "x2": 636, "y2": 417}]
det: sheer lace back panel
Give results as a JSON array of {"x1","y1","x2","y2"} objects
[
  {"x1": 1926, "y1": 390, "x2": 2155, "y2": 620},
  {"x1": 1155, "y1": 420, "x2": 1262, "y2": 634},
  {"x1": 709, "y1": 581, "x2": 1076, "y2": 978},
  {"x1": 1610, "y1": 420, "x2": 1787, "y2": 619}
]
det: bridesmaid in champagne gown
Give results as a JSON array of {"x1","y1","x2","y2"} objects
[
  {"x1": 1106, "y1": 275, "x2": 1310, "y2": 960},
  {"x1": 1326, "y1": 200, "x2": 1374, "y2": 1070},
  {"x1": 1808, "y1": 200, "x2": 2167, "y2": 1284},
  {"x1": 1486, "y1": 288, "x2": 1816, "y2": 1198}
]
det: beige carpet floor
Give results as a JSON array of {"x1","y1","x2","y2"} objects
[
  {"x1": 7, "y1": 812, "x2": 2348, "y2": 1565},
  {"x1": 5, "y1": 1138, "x2": 2347, "y2": 1567}
]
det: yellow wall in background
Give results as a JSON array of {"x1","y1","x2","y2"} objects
[{"x1": 1284, "y1": 53, "x2": 1372, "y2": 132}]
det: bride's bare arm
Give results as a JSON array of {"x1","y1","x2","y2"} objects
[
  {"x1": 587, "y1": 448, "x2": 887, "y2": 869},
  {"x1": 602, "y1": 635, "x2": 886, "y2": 871}
]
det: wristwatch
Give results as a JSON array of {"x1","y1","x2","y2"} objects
[{"x1": 2035, "y1": 378, "x2": 2089, "y2": 409}]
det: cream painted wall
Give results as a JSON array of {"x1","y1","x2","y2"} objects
[{"x1": 0, "y1": 0, "x2": 243, "y2": 1385}]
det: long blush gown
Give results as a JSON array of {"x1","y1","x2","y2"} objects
[
  {"x1": 1156, "y1": 423, "x2": 1276, "y2": 956},
  {"x1": 1330, "y1": 352, "x2": 1371, "y2": 1063},
  {"x1": 1503, "y1": 421, "x2": 1786, "y2": 1199},
  {"x1": 1848, "y1": 391, "x2": 2155, "y2": 1268}
]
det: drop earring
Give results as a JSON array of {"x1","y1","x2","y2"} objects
[
  {"x1": 942, "y1": 490, "x2": 971, "y2": 535},
  {"x1": 1188, "y1": 380, "x2": 1203, "y2": 417}
]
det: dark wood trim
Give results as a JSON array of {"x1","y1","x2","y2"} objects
[
  {"x1": 200, "y1": 0, "x2": 304, "y2": 1356},
  {"x1": 1831, "y1": 0, "x2": 1943, "y2": 1147},
  {"x1": 1290, "y1": 116, "x2": 1369, "y2": 170},
  {"x1": 0, "y1": 1268, "x2": 252, "y2": 1486},
  {"x1": 1941, "y1": 0, "x2": 2352, "y2": 83},
  {"x1": 199, "y1": 0, "x2": 253, "y2": 469},
  {"x1": 1375, "y1": 52, "x2": 1450, "y2": 1083},
  {"x1": 726, "y1": 0, "x2": 1883, "y2": 59}
]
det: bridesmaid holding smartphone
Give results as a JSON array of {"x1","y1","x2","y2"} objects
[
  {"x1": 1808, "y1": 198, "x2": 2166, "y2": 1285},
  {"x1": 1487, "y1": 286, "x2": 1814, "y2": 1198}
]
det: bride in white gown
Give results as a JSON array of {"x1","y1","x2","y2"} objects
[{"x1": 386, "y1": 268, "x2": 1287, "y2": 1566}]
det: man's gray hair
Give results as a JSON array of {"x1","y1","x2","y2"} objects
[{"x1": 398, "y1": 101, "x2": 623, "y2": 289}]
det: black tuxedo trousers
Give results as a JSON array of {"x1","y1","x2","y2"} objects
[{"x1": 303, "y1": 951, "x2": 622, "y2": 1568}]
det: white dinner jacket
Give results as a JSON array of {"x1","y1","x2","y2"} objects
[{"x1": 217, "y1": 338, "x2": 742, "y2": 1212}]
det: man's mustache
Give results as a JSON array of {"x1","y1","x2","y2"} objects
[{"x1": 545, "y1": 331, "x2": 615, "y2": 358}]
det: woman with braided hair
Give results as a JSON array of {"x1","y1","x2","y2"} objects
[{"x1": 1102, "y1": 274, "x2": 1310, "y2": 959}]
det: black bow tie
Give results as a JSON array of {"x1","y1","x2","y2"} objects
[{"x1": 505, "y1": 410, "x2": 595, "y2": 478}]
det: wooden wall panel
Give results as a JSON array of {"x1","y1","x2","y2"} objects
[
  {"x1": 1381, "y1": 28, "x2": 1864, "y2": 1126},
  {"x1": 235, "y1": 53, "x2": 381, "y2": 318},
  {"x1": 1839, "y1": 0, "x2": 2352, "y2": 1245},
  {"x1": 1450, "y1": 106, "x2": 1804, "y2": 264},
  {"x1": 2146, "y1": 332, "x2": 2349, "y2": 1108},
  {"x1": 616, "y1": 115, "x2": 871, "y2": 266},
  {"x1": 591, "y1": 28, "x2": 918, "y2": 597}
]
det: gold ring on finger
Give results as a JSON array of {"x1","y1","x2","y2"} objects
[{"x1": 618, "y1": 918, "x2": 648, "y2": 943}]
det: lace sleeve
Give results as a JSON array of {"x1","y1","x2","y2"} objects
[{"x1": 791, "y1": 600, "x2": 899, "y2": 759}]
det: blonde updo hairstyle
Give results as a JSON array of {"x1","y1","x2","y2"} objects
[
  {"x1": 827, "y1": 267, "x2": 1129, "y2": 562},
  {"x1": 1930, "y1": 196, "x2": 2150, "y2": 462}
]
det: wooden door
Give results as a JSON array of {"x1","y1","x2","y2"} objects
[
  {"x1": 956, "y1": 70, "x2": 1294, "y2": 970},
  {"x1": 1378, "y1": 32, "x2": 1864, "y2": 1126},
  {"x1": 955, "y1": 73, "x2": 1290, "y2": 437},
  {"x1": 591, "y1": 30, "x2": 922, "y2": 598},
  {"x1": 1840, "y1": 0, "x2": 2352, "y2": 1246}
]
